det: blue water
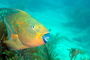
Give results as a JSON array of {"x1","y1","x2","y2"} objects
[{"x1": 0, "y1": 0, "x2": 90, "y2": 60}]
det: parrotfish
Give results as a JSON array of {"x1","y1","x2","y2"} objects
[{"x1": 0, "y1": 8, "x2": 50, "y2": 50}]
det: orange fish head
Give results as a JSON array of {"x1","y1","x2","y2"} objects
[{"x1": 17, "y1": 17, "x2": 50, "y2": 48}]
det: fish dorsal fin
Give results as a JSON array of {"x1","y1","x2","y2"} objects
[{"x1": 3, "y1": 18, "x2": 18, "y2": 42}]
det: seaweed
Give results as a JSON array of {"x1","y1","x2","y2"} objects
[
  {"x1": 21, "y1": 47, "x2": 43, "y2": 60},
  {"x1": 39, "y1": 44, "x2": 60, "y2": 60},
  {"x1": 49, "y1": 33, "x2": 69, "y2": 47},
  {"x1": 0, "y1": 46, "x2": 42, "y2": 60},
  {"x1": 6, "y1": 54, "x2": 24, "y2": 60}
]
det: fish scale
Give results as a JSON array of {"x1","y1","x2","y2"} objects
[{"x1": 0, "y1": 8, "x2": 19, "y2": 19}]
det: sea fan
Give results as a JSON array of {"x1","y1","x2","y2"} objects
[{"x1": 39, "y1": 43, "x2": 60, "y2": 60}]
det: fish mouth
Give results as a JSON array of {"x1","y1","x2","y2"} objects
[{"x1": 42, "y1": 33, "x2": 50, "y2": 43}]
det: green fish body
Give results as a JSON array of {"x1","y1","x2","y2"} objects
[{"x1": 0, "y1": 8, "x2": 50, "y2": 50}]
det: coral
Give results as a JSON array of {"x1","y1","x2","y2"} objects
[{"x1": 67, "y1": 48, "x2": 85, "y2": 60}]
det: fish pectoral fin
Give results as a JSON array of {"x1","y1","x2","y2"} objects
[
  {"x1": 3, "y1": 18, "x2": 17, "y2": 42},
  {"x1": 11, "y1": 34, "x2": 18, "y2": 40},
  {"x1": 4, "y1": 37, "x2": 29, "y2": 50}
]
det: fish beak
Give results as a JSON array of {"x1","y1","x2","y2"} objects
[{"x1": 42, "y1": 33, "x2": 50, "y2": 43}]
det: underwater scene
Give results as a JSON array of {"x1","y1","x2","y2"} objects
[{"x1": 0, "y1": 0, "x2": 90, "y2": 60}]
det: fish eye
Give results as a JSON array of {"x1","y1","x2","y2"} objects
[{"x1": 31, "y1": 25, "x2": 35, "y2": 29}]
